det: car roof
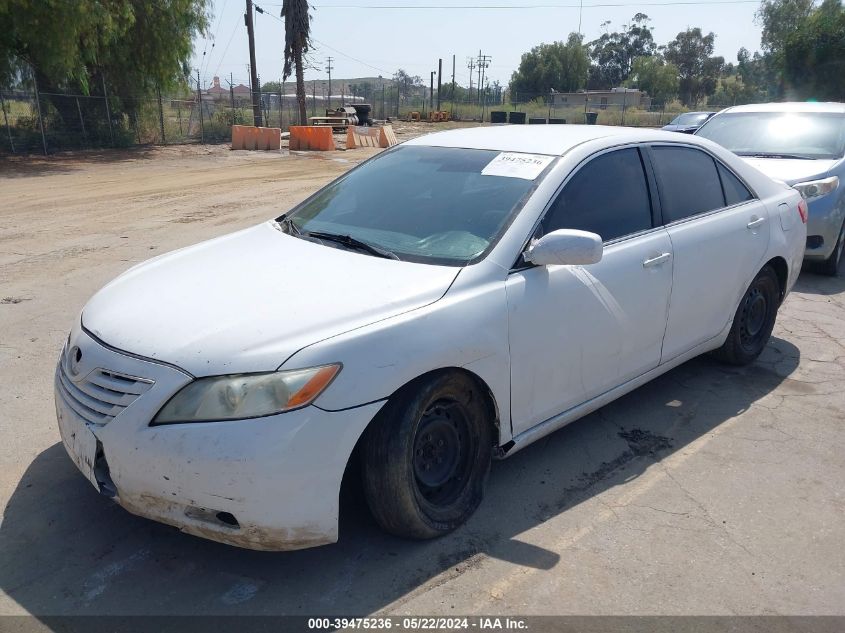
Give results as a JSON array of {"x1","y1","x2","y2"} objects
[
  {"x1": 718, "y1": 102, "x2": 845, "y2": 114},
  {"x1": 404, "y1": 125, "x2": 714, "y2": 156}
]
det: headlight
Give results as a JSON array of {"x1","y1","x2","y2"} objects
[
  {"x1": 793, "y1": 176, "x2": 839, "y2": 201},
  {"x1": 152, "y1": 364, "x2": 341, "y2": 424}
]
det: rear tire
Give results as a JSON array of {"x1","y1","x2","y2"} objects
[
  {"x1": 361, "y1": 372, "x2": 492, "y2": 540},
  {"x1": 817, "y1": 220, "x2": 845, "y2": 277},
  {"x1": 712, "y1": 265, "x2": 780, "y2": 366}
]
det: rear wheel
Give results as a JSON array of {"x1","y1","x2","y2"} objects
[
  {"x1": 712, "y1": 265, "x2": 780, "y2": 366},
  {"x1": 361, "y1": 372, "x2": 492, "y2": 539},
  {"x1": 817, "y1": 220, "x2": 845, "y2": 276}
]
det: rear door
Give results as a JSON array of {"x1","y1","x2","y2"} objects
[{"x1": 647, "y1": 144, "x2": 770, "y2": 362}]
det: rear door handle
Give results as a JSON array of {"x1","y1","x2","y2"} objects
[
  {"x1": 747, "y1": 217, "x2": 766, "y2": 229},
  {"x1": 643, "y1": 252, "x2": 671, "y2": 268}
]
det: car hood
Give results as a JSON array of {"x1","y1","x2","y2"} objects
[
  {"x1": 83, "y1": 222, "x2": 460, "y2": 376},
  {"x1": 739, "y1": 157, "x2": 839, "y2": 185}
]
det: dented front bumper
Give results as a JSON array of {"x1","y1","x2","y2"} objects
[{"x1": 55, "y1": 324, "x2": 384, "y2": 551}]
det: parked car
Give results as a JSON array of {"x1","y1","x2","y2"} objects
[
  {"x1": 661, "y1": 111, "x2": 716, "y2": 134},
  {"x1": 696, "y1": 102, "x2": 845, "y2": 275},
  {"x1": 56, "y1": 126, "x2": 806, "y2": 551}
]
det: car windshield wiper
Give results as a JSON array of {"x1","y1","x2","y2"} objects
[
  {"x1": 304, "y1": 230, "x2": 400, "y2": 260},
  {"x1": 277, "y1": 214, "x2": 301, "y2": 236},
  {"x1": 736, "y1": 152, "x2": 813, "y2": 160}
]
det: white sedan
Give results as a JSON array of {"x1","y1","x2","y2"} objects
[{"x1": 55, "y1": 126, "x2": 806, "y2": 550}]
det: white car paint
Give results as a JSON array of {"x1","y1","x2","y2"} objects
[{"x1": 56, "y1": 125, "x2": 806, "y2": 550}]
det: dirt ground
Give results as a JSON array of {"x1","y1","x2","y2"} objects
[{"x1": 1, "y1": 129, "x2": 844, "y2": 619}]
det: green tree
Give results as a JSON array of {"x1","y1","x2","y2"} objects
[
  {"x1": 588, "y1": 13, "x2": 657, "y2": 89},
  {"x1": 281, "y1": 0, "x2": 312, "y2": 125},
  {"x1": 0, "y1": 0, "x2": 208, "y2": 98},
  {"x1": 509, "y1": 33, "x2": 589, "y2": 97},
  {"x1": 626, "y1": 55, "x2": 679, "y2": 105},
  {"x1": 664, "y1": 28, "x2": 724, "y2": 106},
  {"x1": 757, "y1": 0, "x2": 815, "y2": 57},
  {"x1": 783, "y1": 0, "x2": 845, "y2": 100}
]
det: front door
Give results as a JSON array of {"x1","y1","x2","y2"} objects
[{"x1": 507, "y1": 147, "x2": 675, "y2": 436}]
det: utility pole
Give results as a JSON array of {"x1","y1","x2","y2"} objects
[
  {"x1": 467, "y1": 57, "x2": 475, "y2": 105},
  {"x1": 429, "y1": 71, "x2": 435, "y2": 115},
  {"x1": 476, "y1": 51, "x2": 492, "y2": 107},
  {"x1": 244, "y1": 0, "x2": 262, "y2": 126},
  {"x1": 326, "y1": 57, "x2": 334, "y2": 110},
  {"x1": 477, "y1": 50, "x2": 482, "y2": 106},
  {"x1": 451, "y1": 54, "x2": 456, "y2": 117},
  {"x1": 437, "y1": 58, "x2": 443, "y2": 112}
]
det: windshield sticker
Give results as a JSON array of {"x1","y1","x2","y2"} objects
[{"x1": 481, "y1": 152, "x2": 555, "y2": 180}]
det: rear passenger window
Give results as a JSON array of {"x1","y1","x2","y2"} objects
[
  {"x1": 717, "y1": 163, "x2": 754, "y2": 206},
  {"x1": 542, "y1": 148, "x2": 653, "y2": 242},
  {"x1": 650, "y1": 146, "x2": 725, "y2": 223}
]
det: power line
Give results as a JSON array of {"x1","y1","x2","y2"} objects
[
  {"x1": 210, "y1": 17, "x2": 241, "y2": 80},
  {"x1": 289, "y1": 0, "x2": 759, "y2": 7}
]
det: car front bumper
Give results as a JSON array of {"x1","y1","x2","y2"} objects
[
  {"x1": 54, "y1": 324, "x2": 384, "y2": 551},
  {"x1": 803, "y1": 192, "x2": 845, "y2": 261}
]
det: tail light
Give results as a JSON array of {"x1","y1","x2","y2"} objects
[{"x1": 797, "y1": 199, "x2": 808, "y2": 224}]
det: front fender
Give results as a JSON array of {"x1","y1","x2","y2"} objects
[{"x1": 282, "y1": 264, "x2": 513, "y2": 443}]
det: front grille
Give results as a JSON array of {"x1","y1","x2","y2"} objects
[{"x1": 55, "y1": 347, "x2": 153, "y2": 426}]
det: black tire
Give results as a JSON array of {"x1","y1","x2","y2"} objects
[
  {"x1": 712, "y1": 265, "x2": 780, "y2": 366},
  {"x1": 361, "y1": 372, "x2": 493, "y2": 539},
  {"x1": 817, "y1": 220, "x2": 845, "y2": 277}
]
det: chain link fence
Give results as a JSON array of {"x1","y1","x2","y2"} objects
[{"x1": 0, "y1": 79, "x2": 728, "y2": 155}]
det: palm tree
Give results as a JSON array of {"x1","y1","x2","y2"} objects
[{"x1": 281, "y1": 0, "x2": 311, "y2": 125}]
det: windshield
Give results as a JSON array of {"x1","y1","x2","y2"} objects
[
  {"x1": 671, "y1": 112, "x2": 711, "y2": 126},
  {"x1": 283, "y1": 145, "x2": 551, "y2": 265},
  {"x1": 696, "y1": 111, "x2": 845, "y2": 159}
]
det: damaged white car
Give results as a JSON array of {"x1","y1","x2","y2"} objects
[{"x1": 56, "y1": 126, "x2": 806, "y2": 550}]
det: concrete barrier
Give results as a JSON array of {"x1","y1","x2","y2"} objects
[
  {"x1": 289, "y1": 126, "x2": 336, "y2": 151},
  {"x1": 231, "y1": 125, "x2": 281, "y2": 150},
  {"x1": 346, "y1": 126, "x2": 381, "y2": 149},
  {"x1": 379, "y1": 125, "x2": 399, "y2": 148}
]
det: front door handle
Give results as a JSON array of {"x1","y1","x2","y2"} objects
[
  {"x1": 747, "y1": 216, "x2": 766, "y2": 229},
  {"x1": 643, "y1": 252, "x2": 672, "y2": 268}
]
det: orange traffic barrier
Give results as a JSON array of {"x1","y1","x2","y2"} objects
[
  {"x1": 231, "y1": 125, "x2": 281, "y2": 150},
  {"x1": 289, "y1": 126, "x2": 336, "y2": 151},
  {"x1": 346, "y1": 126, "x2": 381, "y2": 149},
  {"x1": 379, "y1": 125, "x2": 398, "y2": 148}
]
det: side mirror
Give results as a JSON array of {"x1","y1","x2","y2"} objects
[{"x1": 523, "y1": 229, "x2": 603, "y2": 266}]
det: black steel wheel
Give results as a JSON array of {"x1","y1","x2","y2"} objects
[
  {"x1": 713, "y1": 265, "x2": 780, "y2": 366},
  {"x1": 361, "y1": 372, "x2": 493, "y2": 539}
]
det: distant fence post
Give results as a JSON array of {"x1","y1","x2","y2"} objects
[
  {"x1": 196, "y1": 72, "x2": 205, "y2": 144},
  {"x1": 0, "y1": 91, "x2": 14, "y2": 153},
  {"x1": 101, "y1": 74, "x2": 114, "y2": 146},
  {"x1": 31, "y1": 69, "x2": 48, "y2": 155},
  {"x1": 157, "y1": 85, "x2": 166, "y2": 144},
  {"x1": 76, "y1": 97, "x2": 88, "y2": 146}
]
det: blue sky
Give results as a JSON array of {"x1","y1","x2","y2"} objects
[{"x1": 192, "y1": 0, "x2": 765, "y2": 89}]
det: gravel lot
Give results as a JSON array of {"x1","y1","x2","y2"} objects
[{"x1": 1, "y1": 134, "x2": 843, "y2": 618}]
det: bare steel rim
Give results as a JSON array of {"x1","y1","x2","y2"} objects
[
  {"x1": 739, "y1": 282, "x2": 771, "y2": 353},
  {"x1": 412, "y1": 399, "x2": 473, "y2": 506}
]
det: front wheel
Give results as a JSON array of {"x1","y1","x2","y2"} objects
[
  {"x1": 361, "y1": 372, "x2": 492, "y2": 539},
  {"x1": 712, "y1": 265, "x2": 780, "y2": 366}
]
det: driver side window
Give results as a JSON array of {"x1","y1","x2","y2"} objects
[{"x1": 541, "y1": 147, "x2": 654, "y2": 242}]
